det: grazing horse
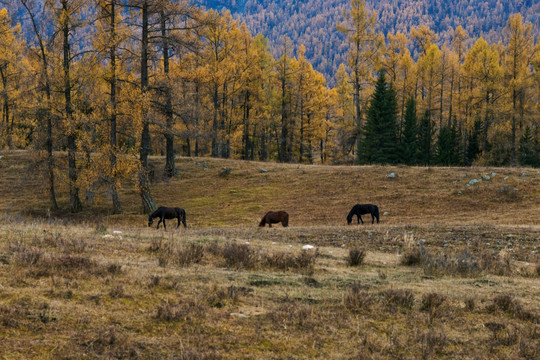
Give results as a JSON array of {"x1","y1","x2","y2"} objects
[
  {"x1": 259, "y1": 211, "x2": 289, "y2": 227},
  {"x1": 148, "y1": 206, "x2": 187, "y2": 230},
  {"x1": 346, "y1": 204, "x2": 380, "y2": 225}
]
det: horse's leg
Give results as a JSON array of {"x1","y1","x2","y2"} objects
[
  {"x1": 371, "y1": 214, "x2": 374, "y2": 224},
  {"x1": 156, "y1": 218, "x2": 162, "y2": 229},
  {"x1": 177, "y1": 216, "x2": 181, "y2": 228},
  {"x1": 163, "y1": 218, "x2": 167, "y2": 230},
  {"x1": 359, "y1": 215, "x2": 363, "y2": 224}
]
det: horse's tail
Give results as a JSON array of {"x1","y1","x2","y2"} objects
[
  {"x1": 373, "y1": 205, "x2": 380, "y2": 223},
  {"x1": 282, "y1": 212, "x2": 289, "y2": 227}
]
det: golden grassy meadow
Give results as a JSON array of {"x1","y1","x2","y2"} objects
[{"x1": 0, "y1": 150, "x2": 538, "y2": 359}]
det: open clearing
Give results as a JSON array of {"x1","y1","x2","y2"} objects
[{"x1": 0, "y1": 150, "x2": 538, "y2": 359}]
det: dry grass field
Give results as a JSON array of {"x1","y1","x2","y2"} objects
[{"x1": 0, "y1": 150, "x2": 539, "y2": 359}]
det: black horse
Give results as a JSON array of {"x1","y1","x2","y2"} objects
[
  {"x1": 346, "y1": 204, "x2": 380, "y2": 225},
  {"x1": 148, "y1": 206, "x2": 187, "y2": 230}
]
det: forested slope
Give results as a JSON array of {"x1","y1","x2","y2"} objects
[{"x1": 199, "y1": 0, "x2": 540, "y2": 82}]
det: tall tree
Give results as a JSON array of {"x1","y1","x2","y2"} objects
[
  {"x1": 18, "y1": 0, "x2": 59, "y2": 211},
  {"x1": 58, "y1": 0, "x2": 86, "y2": 212},
  {"x1": 518, "y1": 126, "x2": 539, "y2": 167},
  {"x1": 0, "y1": 8, "x2": 23, "y2": 148},
  {"x1": 275, "y1": 36, "x2": 295, "y2": 162},
  {"x1": 464, "y1": 37, "x2": 502, "y2": 153},
  {"x1": 338, "y1": 0, "x2": 383, "y2": 164},
  {"x1": 435, "y1": 122, "x2": 459, "y2": 166},
  {"x1": 401, "y1": 97, "x2": 418, "y2": 165},
  {"x1": 126, "y1": 0, "x2": 157, "y2": 213},
  {"x1": 503, "y1": 14, "x2": 536, "y2": 165},
  {"x1": 94, "y1": 0, "x2": 126, "y2": 214},
  {"x1": 333, "y1": 63, "x2": 355, "y2": 161},
  {"x1": 417, "y1": 110, "x2": 434, "y2": 166},
  {"x1": 361, "y1": 72, "x2": 398, "y2": 164},
  {"x1": 466, "y1": 118, "x2": 482, "y2": 165},
  {"x1": 383, "y1": 31, "x2": 414, "y2": 140}
]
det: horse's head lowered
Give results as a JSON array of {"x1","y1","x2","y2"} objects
[{"x1": 148, "y1": 215, "x2": 154, "y2": 227}]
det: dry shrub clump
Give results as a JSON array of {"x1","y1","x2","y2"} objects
[
  {"x1": 267, "y1": 301, "x2": 316, "y2": 329},
  {"x1": 214, "y1": 242, "x2": 319, "y2": 273},
  {"x1": 222, "y1": 242, "x2": 256, "y2": 269},
  {"x1": 0, "y1": 297, "x2": 56, "y2": 329},
  {"x1": 489, "y1": 294, "x2": 538, "y2": 322},
  {"x1": 265, "y1": 249, "x2": 319, "y2": 273},
  {"x1": 343, "y1": 282, "x2": 374, "y2": 311},
  {"x1": 403, "y1": 247, "x2": 514, "y2": 277},
  {"x1": 419, "y1": 330, "x2": 448, "y2": 359},
  {"x1": 421, "y1": 292, "x2": 446, "y2": 324},
  {"x1": 400, "y1": 246, "x2": 426, "y2": 266},
  {"x1": 12, "y1": 246, "x2": 96, "y2": 278},
  {"x1": 379, "y1": 289, "x2": 415, "y2": 311},
  {"x1": 203, "y1": 284, "x2": 252, "y2": 308},
  {"x1": 155, "y1": 299, "x2": 207, "y2": 323},
  {"x1": 151, "y1": 240, "x2": 205, "y2": 267},
  {"x1": 347, "y1": 247, "x2": 366, "y2": 266}
]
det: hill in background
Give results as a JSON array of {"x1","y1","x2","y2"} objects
[{"x1": 197, "y1": 0, "x2": 540, "y2": 84}]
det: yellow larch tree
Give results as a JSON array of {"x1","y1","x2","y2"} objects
[{"x1": 464, "y1": 37, "x2": 503, "y2": 154}]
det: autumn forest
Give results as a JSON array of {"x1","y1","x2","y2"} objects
[{"x1": 0, "y1": 0, "x2": 539, "y2": 214}]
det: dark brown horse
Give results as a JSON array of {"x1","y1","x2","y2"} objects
[
  {"x1": 148, "y1": 206, "x2": 187, "y2": 230},
  {"x1": 346, "y1": 204, "x2": 380, "y2": 225},
  {"x1": 259, "y1": 211, "x2": 289, "y2": 227}
]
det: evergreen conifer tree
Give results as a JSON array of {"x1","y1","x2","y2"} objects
[
  {"x1": 435, "y1": 123, "x2": 459, "y2": 165},
  {"x1": 417, "y1": 110, "x2": 434, "y2": 165},
  {"x1": 519, "y1": 126, "x2": 539, "y2": 167},
  {"x1": 466, "y1": 119, "x2": 482, "y2": 165},
  {"x1": 401, "y1": 97, "x2": 418, "y2": 165},
  {"x1": 361, "y1": 72, "x2": 399, "y2": 164}
]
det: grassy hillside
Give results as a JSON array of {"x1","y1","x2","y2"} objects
[
  {"x1": 1, "y1": 150, "x2": 539, "y2": 227},
  {"x1": 0, "y1": 150, "x2": 539, "y2": 358}
]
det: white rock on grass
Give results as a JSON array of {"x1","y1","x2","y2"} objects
[
  {"x1": 386, "y1": 172, "x2": 397, "y2": 179},
  {"x1": 230, "y1": 313, "x2": 250, "y2": 318},
  {"x1": 302, "y1": 245, "x2": 315, "y2": 250}
]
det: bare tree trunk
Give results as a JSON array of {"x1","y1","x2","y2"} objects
[
  {"x1": 138, "y1": 0, "x2": 156, "y2": 214},
  {"x1": 160, "y1": 9, "x2": 177, "y2": 177},
  {"x1": 108, "y1": 0, "x2": 122, "y2": 213},
  {"x1": 62, "y1": 0, "x2": 82, "y2": 213},
  {"x1": 20, "y1": 0, "x2": 58, "y2": 211}
]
